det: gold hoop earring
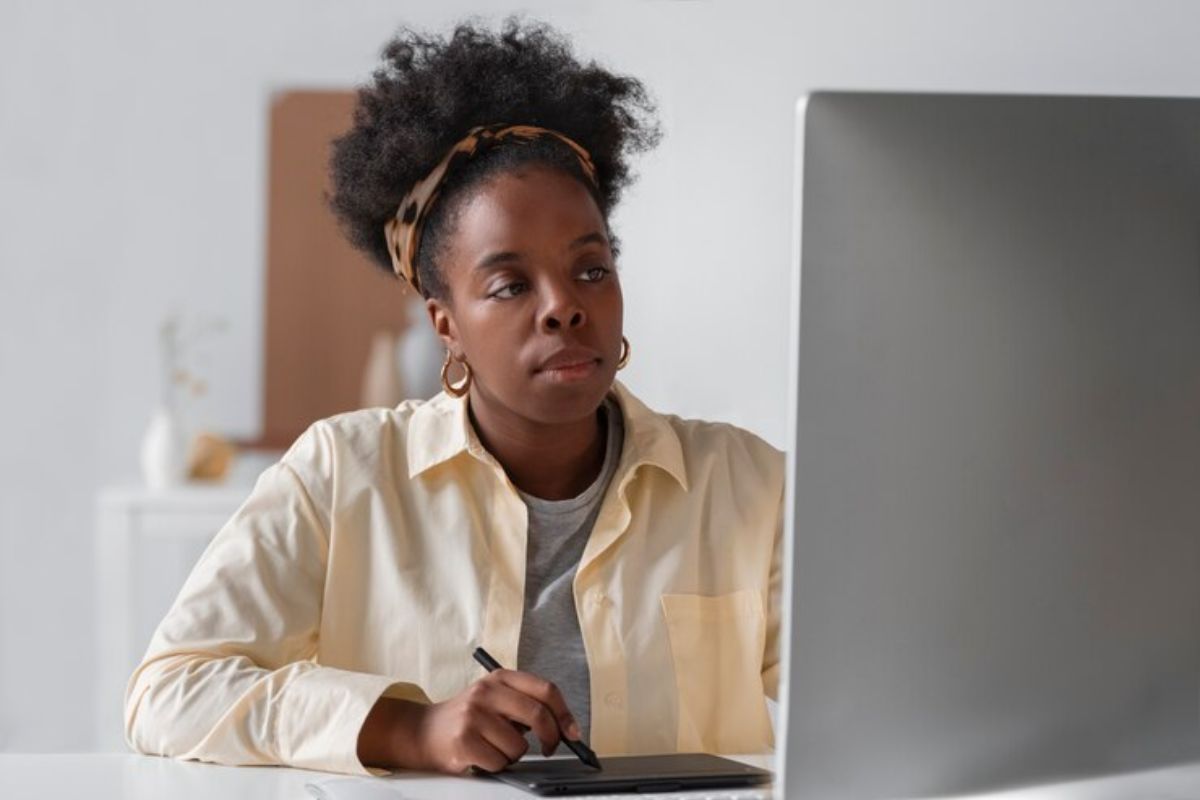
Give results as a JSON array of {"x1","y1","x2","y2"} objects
[
  {"x1": 616, "y1": 336, "x2": 631, "y2": 371},
  {"x1": 441, "y1": 351, "x2": 472, "y2": 398}
]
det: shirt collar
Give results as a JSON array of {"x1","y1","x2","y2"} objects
[{"x1": 406, "y1": 379, "x2": 689, "y2": 492}]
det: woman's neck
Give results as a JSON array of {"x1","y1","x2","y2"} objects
[{"x1": 467, "y1": 392, "x2": 608, "y2": 501}]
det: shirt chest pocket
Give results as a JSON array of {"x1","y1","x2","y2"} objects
[{"x1": 659, "y1": 589, "x2": 774, "y2": 755}]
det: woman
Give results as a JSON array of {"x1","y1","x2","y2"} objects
[{"x1": 124, "y1": 18, "x2": 784, "y2": 777}]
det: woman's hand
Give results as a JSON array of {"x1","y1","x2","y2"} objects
[{"x1": 358, "y1": 669, "x2": 583, "y2": 774}]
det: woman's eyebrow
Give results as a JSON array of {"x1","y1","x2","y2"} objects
[
  {"x1": 474, "y1": 250, "x2": 521, "y2": 272},
  {"x1": 568, "y1": 231, "x2": 609, "y2": 250},
  {"x1": 473, "y1": 232, "x2": 609, "y2": 272}
]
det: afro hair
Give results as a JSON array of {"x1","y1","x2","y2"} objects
[{"x1": 328, "y1": 16, "x2": 663, "y2": 299}]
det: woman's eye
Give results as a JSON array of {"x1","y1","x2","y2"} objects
[
  {"x1": 581, "y1": 265, "x2": 610, "y2": 282},
  {"x1": 489, "y1": 281, "x2": 528, "y2": 300}
]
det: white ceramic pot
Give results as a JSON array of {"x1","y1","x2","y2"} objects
[{"x1": 140, "y1": 405, "x2": 188, "y2": 489}]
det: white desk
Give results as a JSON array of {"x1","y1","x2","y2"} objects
[
  {"x1": 0, "y1": 754, "x2": 773, "y2": 800},
  {"x1": 4, "y1": 754, "x2": 1200, "y2": 800},
  {"x1": 0, "y1": 754, "x2": 312, "y2": 800}
]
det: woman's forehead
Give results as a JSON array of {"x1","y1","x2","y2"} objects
[{"x1": 452, "y1": 167, "x2": 606, "y2": 253}]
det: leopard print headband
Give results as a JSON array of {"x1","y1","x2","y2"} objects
[{"x1": 384, "y1": 123, "x2": 599, "y2": 295}]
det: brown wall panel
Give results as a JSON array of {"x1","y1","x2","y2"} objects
[{"x1": 253, "y1": 90, "x2": 411, "y2": 449}]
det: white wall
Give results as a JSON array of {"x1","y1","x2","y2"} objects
[{"x1": 2, "y1": 0, "x2": 1200, "y2": 752}]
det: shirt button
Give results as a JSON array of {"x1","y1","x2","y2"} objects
[
  {"x1": 603, "y1": 691, "x2": 624, "y2": 709},
  {"x1": 590, "y1": 590, "x2": 609, "y2": 608}
]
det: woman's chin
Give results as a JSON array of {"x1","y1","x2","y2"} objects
[{"x1": 522, "y1": 368, "x2": 615, "y2": 422}]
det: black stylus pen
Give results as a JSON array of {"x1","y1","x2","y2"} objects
[{"x1": 472, "y1": 646, "x2": 602, "y2": 770}]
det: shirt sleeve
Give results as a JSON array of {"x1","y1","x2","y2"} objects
[
  {"x1": 123, "y1": 435, "x2": 429, "y2": 775},
  {"x1": 761, "y1": 487, "x2": 785, "y2": 701}
]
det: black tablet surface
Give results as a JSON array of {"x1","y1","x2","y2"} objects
[{"x1": 489, "y1": 752, "x2": 772, "y2": 796}]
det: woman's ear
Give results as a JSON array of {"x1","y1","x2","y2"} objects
[{"x1": 426, "y1": 296, "x2": 462, "y2": 358}]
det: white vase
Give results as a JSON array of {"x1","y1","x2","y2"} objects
[{"x1": 140, "y1": 405, "x2": 188, "y2": 489}]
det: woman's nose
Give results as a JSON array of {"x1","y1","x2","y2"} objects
[{"x1": 540, "y1": 284, "x2": 587, "y2": 331}]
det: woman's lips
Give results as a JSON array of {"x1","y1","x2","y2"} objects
[
  {"x1": 536, "y1": 346, "x2": 603, "y2": 382},
  {"x1": 537, "y1": 358, "x2": 600, "y2": 382}
]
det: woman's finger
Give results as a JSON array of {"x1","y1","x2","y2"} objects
[
  {"x1": 458, "y1": 729, "x2": 512, "y2": 774},
  {"x1": 491, "y1": 669, "x2": 580, "y2": 739},
  {"x1": 480, "y1": 678, "x2": 562, "y2": 755},
  {"x1": 474, "y1": 707, "x2": 532, "y2": 762}
]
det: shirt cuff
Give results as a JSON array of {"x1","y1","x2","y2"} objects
[{"x1": 276, "y1": 666, "x2": 430, "y2": 775}]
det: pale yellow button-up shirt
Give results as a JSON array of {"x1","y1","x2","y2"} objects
[{"x1": 124, "y1": 380, "x2": 785, "y2": 776}]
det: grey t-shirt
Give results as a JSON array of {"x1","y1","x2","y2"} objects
[{"x1": 515, "y1": 396, "x2": 624, "y2": 747}]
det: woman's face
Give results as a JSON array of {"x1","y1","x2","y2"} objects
[{"x1": 426, "y1": 165, "x2": 624, "y2": 425}]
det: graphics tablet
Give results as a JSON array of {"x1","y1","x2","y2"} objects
[{"x1": 489, "y1": 753, "x2": 772, "y2": 796}]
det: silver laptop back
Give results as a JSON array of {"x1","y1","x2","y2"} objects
[{"x1": 779, "y1": 92, "x2": 1200, "y2": 799}]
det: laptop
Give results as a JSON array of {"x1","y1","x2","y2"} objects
[{"x1": 777, "y1": 91, "x2": 1200, "y2": 799}]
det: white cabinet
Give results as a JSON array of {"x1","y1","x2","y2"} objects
[{"x1": 93, "y1": 485, "x2": 250, "y2": 752}]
